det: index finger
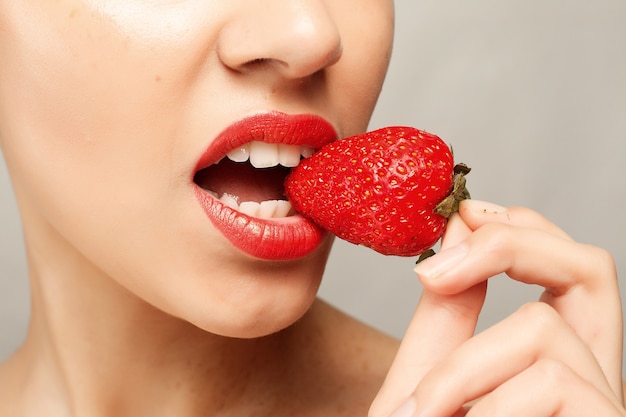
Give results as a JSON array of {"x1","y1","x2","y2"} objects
[{"x1": 420, "y1": 200, "x2": 623, "y2": 398}]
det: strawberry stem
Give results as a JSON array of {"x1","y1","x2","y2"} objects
[{"x1": 434, "y1": 163, "x2": 471, "y2": 218}]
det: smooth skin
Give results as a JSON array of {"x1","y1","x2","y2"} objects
[
  {"x1": 371, "y1": 200, "x2": 624, "y2": 416},
  {"x1": 0, "y1": 1, "x2": 624, "y2": 416},
  {"x1": 0, "y1": 1, "x2": 395, "y2": 415}
]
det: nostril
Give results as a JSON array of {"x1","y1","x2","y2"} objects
[
  {"x1": 247, "y1": 58, "x2": 270, "y2": 66},
  {"x1": 239, "y1": 57, "x2": 286, "y2": 75},
  {"x1": 216, "y1": 3, "x2": 342, "y2": 80},
  {"x1": 243, "y1": 58, "x2": 271, "y2": 70}
]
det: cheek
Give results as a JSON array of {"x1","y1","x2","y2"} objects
[
  {"x1": 0, "y1": 2, "x2": 201, "y2": 238},
  {"x1": 0, "y1": 1, "x2": 221, "y2": 167},
  {"x1": 0, "y1": 2, "x2": 215, "y2": 300},
  {"x1": 327, "y1": 0, "x2": 395, "y2": 136}
]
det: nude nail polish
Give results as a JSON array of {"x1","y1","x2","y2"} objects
[{"x1": 413, "y1": 243, "x2": 467, "y2": 279}]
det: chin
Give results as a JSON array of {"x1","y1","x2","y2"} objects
[
  {"x1": 210, "y1": 298, "x2": 316, "y2": 339},
  {"x1": 186, "y1": 280, "x2": 320, "y2": 339},
  {"x1": 161, "y1": 238, "x2": 334, "y2": 339}
]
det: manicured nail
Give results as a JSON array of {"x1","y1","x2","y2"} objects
[
  {"x1": 414, "y1": 243, "x2": 468, "y2": 279},
  {"x1": 389, "y1": 397, "x2": 417, "y2": 417}
]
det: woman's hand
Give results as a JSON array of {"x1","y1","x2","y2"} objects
[{"x1": 369, "y1": 199, "x2": 624, "y2": 417}]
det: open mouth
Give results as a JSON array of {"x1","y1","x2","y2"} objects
[
  {"x1": 193, "y1": 141, "x2": 315, "y2": 219},
  {"x1": 191, "y1": 112, "x2": 336, "y2": 260}
]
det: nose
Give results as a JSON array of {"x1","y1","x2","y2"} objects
[{"x1": 217, "y1": 1, "x2": 343, "y2": 80}]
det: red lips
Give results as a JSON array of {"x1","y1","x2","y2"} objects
[{"x1": 192, "y1": 111, "x2": 337, "y2": 260}]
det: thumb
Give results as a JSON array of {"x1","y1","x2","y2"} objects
[{"x1": 370, "y1": 214, "x2": 486, "y2": 417}]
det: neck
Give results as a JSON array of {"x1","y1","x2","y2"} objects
[{"x1": 12, "y1": 236, "x2": 310, "y2": 417}]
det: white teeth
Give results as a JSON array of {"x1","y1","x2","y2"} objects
[
  {"x1": 249, "y1": 142, "x2": 279, "y2": 168},
  {"x1": 212, "y1": 141, "x2": 312, "y2": 218},
  {"x1": 278, "y1": 143, "x2": 302, "y2": 167},
  {"x1": 238, "y1": 201, "x2": 260, "y2": 217},
  {"x1": 226, "y1": 143, "x2": 250, "y2": 163},
  {"x1": 225, "y1": 141, "x2": 315, "y2": 168},
  {"x1": 219, "y1": 193, "x2": 239, "y2": 209},
  {"x1": 258, "y1": 200, "x2": 278, "y2": 218},
  {"x1": 273, "y1": 200, "x2": 293, "y2": 218},
  {"x1": 219, "y1": 197, "x2": 294, "y2": 219}
]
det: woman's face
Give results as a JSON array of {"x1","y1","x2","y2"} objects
[{"x1": 0, "y1": 1, "x2": 394, "y2": 337}]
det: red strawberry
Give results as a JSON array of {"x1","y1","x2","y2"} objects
[{"x1": 284, "y1": 126, "x2": 469, "y2": 257}]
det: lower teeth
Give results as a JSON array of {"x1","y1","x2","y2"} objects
[{"x1": 216, "y1": 192, "x2": 293, "y2": 218}]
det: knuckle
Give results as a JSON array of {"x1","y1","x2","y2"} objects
[
  {"x1": 477, "y1": 222, "x2": 515, "y2": 258},
  {"x1": 514, "y1": 302, "x2": 561, "y2": 338},
  {"x1": 575, "y1": 244, "x2": 618, "y2": 292},
  {"x1": 589, "y1": 245, "x2": 617, "y2": 280},
  {"x1": 532, "y1": 358, "x2": 575, "y2": 388}
]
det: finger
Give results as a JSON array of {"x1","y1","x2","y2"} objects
[
  {"x1": 414, "y1": 221, "x2": 623, "y2": 395},
  {"x1": 371, "y1": 285, "x2": 487, "y2": 417},
  {"x1": 406, "y1": 302, "x2": 619, "y2": 417},
  {"x1": 460, "y1": 201, "x2": 623, "y2": 398},
  {"x1": 467, "y1": 359, "x2": 625, "y2": 417},
  {"x1": 415, "y1": 221, "x2": 610, "y2": 294},
  {"x1": 370, "y1": 214, "x2": 486, "y2": 417},
  {"x1": 457, "y1": 199, "x2": 573, "y2": 241},
  {"x1": 440, "y1": 212, "x2": 473, "y2": 249}
]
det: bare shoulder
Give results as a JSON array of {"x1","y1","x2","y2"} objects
[{"x1": 288, "y1": 298, "x2": 400, "y2": 416}]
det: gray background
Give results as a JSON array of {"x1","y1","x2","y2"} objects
[{"x1": 2, "y1": 0, "x2": 626, "y2": 376}]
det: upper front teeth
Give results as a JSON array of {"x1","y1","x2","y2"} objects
[{"x1": 227, "y1": 141, "x2": 315, "y2": 168}]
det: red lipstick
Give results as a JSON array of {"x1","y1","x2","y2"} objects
[{"x1": 193, "y1": 112, "x2": 337, "y2": 260}]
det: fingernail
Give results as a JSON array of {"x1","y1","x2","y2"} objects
[
  {"x1": 414, "y1": 243, "x2": 467, "y2": 279},
  {"x1": 463, "y1": 199, "x2": 507, "y2": 215},
  {"x1": 389, "y1": 397, "x2": 417, "y2": 417}
]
